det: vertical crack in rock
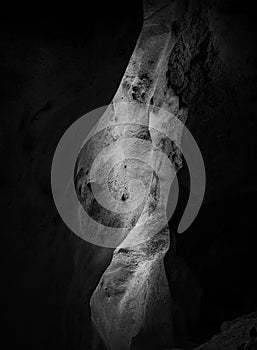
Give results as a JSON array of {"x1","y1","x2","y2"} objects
[{"x1": 77, "y1": 1, "x2": 189, "y2": 349}]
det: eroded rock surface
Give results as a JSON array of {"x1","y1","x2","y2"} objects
[
  {"x1": 194, "y1": 314, "x2": 257, "y2": 350},
  {"x1": 168, "y1": 312, "x2": 257, "y2": 350},
  {"x1": 74, "y1": 1, "x2": 188, "y2": 349},
  {"x1": 68, "y1": 0, "x2": 257, "y2": 349},
  {"x1": 2, "y1": 0, "x2": 257, "y2": 349}
]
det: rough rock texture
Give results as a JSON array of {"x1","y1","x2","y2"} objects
[
  {"x1": 167, "y1": 0, "x2": 257, "y2": 343},
  {"x1": 193, "y1": 312, "x2": 257, "y2": 350},
  {"x1": 75, "y1": 2, "x2": 188, "y2": 349},
  {"x1": 70, "y1": 0, "x2": 257, "y2": 349},
  {"x1": 1, "y1": 0, "x2": 257, "y2": 349},
  {"x1": 169, "y1": 312, "x2": 257, "y2": 349}
]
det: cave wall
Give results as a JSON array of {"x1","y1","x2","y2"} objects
[
  {"x1": 1, "y1": 0, "x2": 257, "y2": 349},
  {"x1": 0, "y1": 2, "x2": 142, "y2": 349}
]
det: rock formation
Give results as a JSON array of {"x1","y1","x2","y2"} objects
[
  {"x1": 53, "y1": 0, "x2": 257, "y2": 349},
  {"x1": 193, "y1": 312, "x2": 257, "y2": 350},
  {"x1": 74, "y1": 1, "x2": 188, "y2": 349},
  {"x1": 2, "y1": 0, "x2": 257, "y2": 349},
  {"x1": 168, "y1": 312, "x2": 257, "y2": 350}
]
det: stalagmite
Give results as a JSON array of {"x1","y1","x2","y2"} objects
[{"x1": 74, "y1": 1, "x2": 188, "y2": 349}]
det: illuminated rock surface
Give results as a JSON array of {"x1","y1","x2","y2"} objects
[
  {"x1": 76, "y1": 1, "x2": 188, "y2": 348},
  {"x1": 74, "y1": 0, "x2": 257, "y2": 349},
  {"x1": 1, "y1": 0, "x2": 257, "y2": 349}
]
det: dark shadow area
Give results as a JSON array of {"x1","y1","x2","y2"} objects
[
  {"x1": 0, "y1": 1, "x2": 142, "y2": 349},
  {"x1": 166, "y1": 172, "x2": 257, "y2": 346},
  {"x1": 178, "y1": 190, "x2": 257, "y2": 343}
]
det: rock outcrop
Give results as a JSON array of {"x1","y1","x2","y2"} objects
[
  {"x1": 168, "y1": 312, "x2": 257, "y2": 350},
  {"x1": 2, "y1": 0, "x2": 257, "y2": 349},
  {"x1": 194, "y1": 312, "x2": 257, "y2": 350},
  {"x1": 74, "y1": 1, "x2": 188, "y2": 349},
  {"x1": 66, "y1": 0, "x2": 257, "y2": 349}
]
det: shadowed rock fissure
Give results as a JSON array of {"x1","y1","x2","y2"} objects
[
  {"x1": 74, "y1": 1, "x2": 189, "y2": 349},
  {"x1": 71, "y1": 0, "x2": 257, "y2": 349}
]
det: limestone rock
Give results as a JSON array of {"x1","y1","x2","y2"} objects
[{"x1": 77, "y1": 1, "x2": 188, "y2": 349}]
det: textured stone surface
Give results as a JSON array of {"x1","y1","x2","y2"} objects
[
  {"x1": 194, "y1": 314, "x2": 257, "y2": 349},
  {"x1": 74, "y1": 0, "x2": 257, "y2": 349},
  {"x1": 1, "y1": 0, "x2": 257, "y2": 349},
  {"x1": 78, "y1": 1, "x2": 188, "y2": 348},
  {"x1": 168, "y1": 312, "x2": 257, "y2": 350}
]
